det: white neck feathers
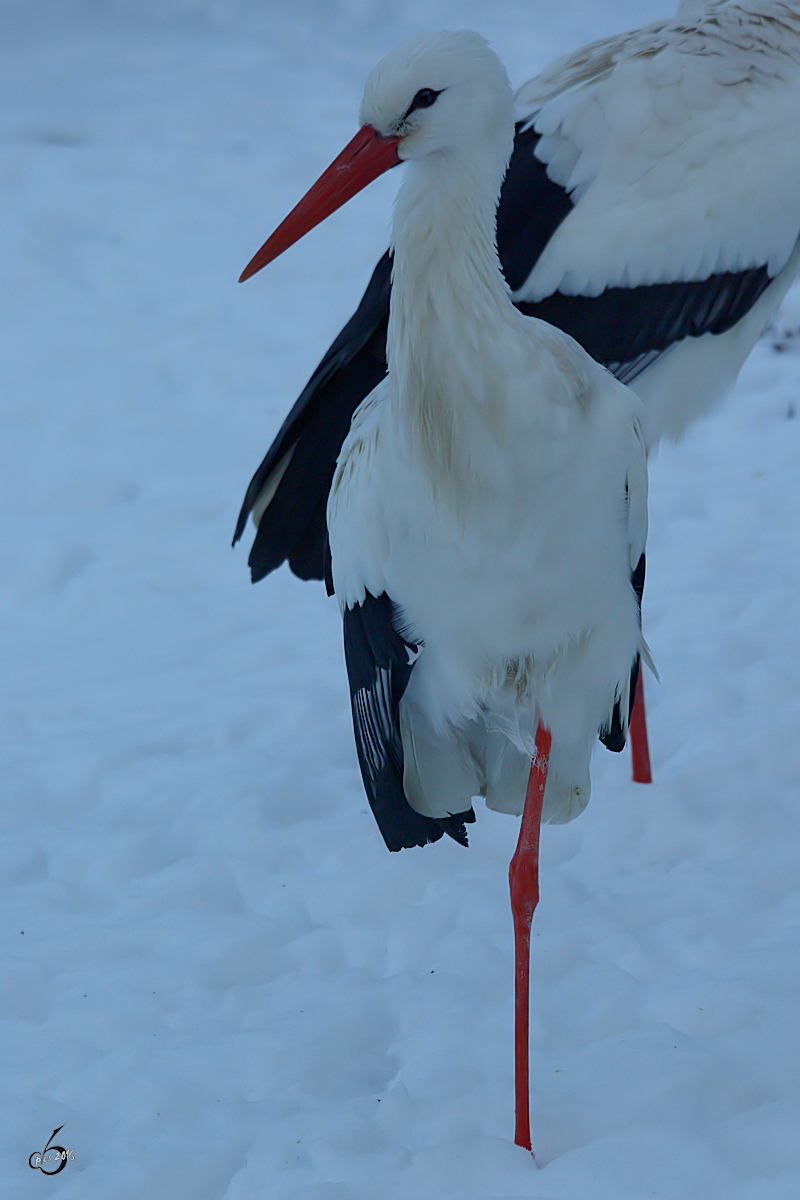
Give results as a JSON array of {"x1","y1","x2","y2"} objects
[{"x1": 386, "y1": 135, "x2": 517, "y2": 483}]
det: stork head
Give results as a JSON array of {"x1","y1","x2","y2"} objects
[
  {"x1": 360, "y1": 31, "x2": 513, "y2": 161},
  {"x1": 239, "y1": 31, "x2": 514, "y2": 282}
]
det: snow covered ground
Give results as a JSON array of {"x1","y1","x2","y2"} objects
[{"x1": 2, "y1": 1, "x2": 800, "y2": 1196}]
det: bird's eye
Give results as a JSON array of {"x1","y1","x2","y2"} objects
[
  {"x1": 402, "y1": 88, "x2": 442, "y2": 121},
  {"x1": 412, "y1": 88, "x2": 439, "y2": 109}
]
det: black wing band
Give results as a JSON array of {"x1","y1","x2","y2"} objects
[
  {"x1": 516, "y1": 268, "x2": 771, "y2": 385},
  {"x1": 343, "y1": 592, "x2": 475, "y2": 852}
]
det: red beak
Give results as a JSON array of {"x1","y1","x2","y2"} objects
[{"x1": 239, "y1": 124, "x2": 402, "y2": 282}]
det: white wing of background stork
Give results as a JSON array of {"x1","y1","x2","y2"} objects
[
  {"x1": 513, "y1": 0, "x2": 800, "y2": 435},
  {"x1": 234, "y1": 0, "x2": 800, "y2": 585},
  {"x1": 518, "y1": 4, "x2": 800, "y2": 297}
]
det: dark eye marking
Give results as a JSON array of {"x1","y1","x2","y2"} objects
[{"x1": 403, "y1": 88, "x2": 442, "y2": 120}]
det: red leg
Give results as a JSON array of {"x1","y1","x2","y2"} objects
[
  {"x1": 630, "y1": 671, "x2": 652, "y2": 784},
  {"x1": 509, "y1": 722, "x2": 551, "y2": 1153}
]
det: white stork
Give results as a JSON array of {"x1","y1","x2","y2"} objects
[
  {"x1": 238, "y1": 31, "x2": 649, "y2": 1154},
  {"x1": 234, "y1": 0, "x2": 800, "y2": 783}
]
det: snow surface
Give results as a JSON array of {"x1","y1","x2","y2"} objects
[{"x1": 2, "y1": 2, "x2": 800, "y2": 1197}]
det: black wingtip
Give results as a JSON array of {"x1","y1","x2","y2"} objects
[
  {"x1": 385, "y1": 822, "x2": 446, "y2": 852},
  {"x1": 232, "y1": 497, "x2": 250, "y2": 548},
  {"x1": 435, "y1": 808, "x2": 476, "y2": 848}
]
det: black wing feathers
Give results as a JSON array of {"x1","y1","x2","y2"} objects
[
  {"x1": 343, "y1": 592, "x2": 475, "y2": 851},
  {"x1": 496, "y1": 125, "x2": 574, "y2": 291},
  {"x1": 233, "y1": 253, "x2": 392, "y2": 581},
  {"x1": 248, "y1": 315, "x2": 386, "y2": 582}
]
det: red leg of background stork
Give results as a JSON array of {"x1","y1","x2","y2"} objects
[
  {"x1": 630, "y1": 446, "x2": 653, "y2": 786},
  {"x1": 630, "y1": 672, "x2": 652, "y2": 784},
  {"x1": 509, "y1": 722, "x2": 552, "y2": 1153}
]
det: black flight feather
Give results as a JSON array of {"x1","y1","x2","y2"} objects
[
  {"x1": 233, "y1": 253, "x2": 391, "y2": 582},
  {"x1": 343, "y1": 592, "x2": 475, "y2": 851}
]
